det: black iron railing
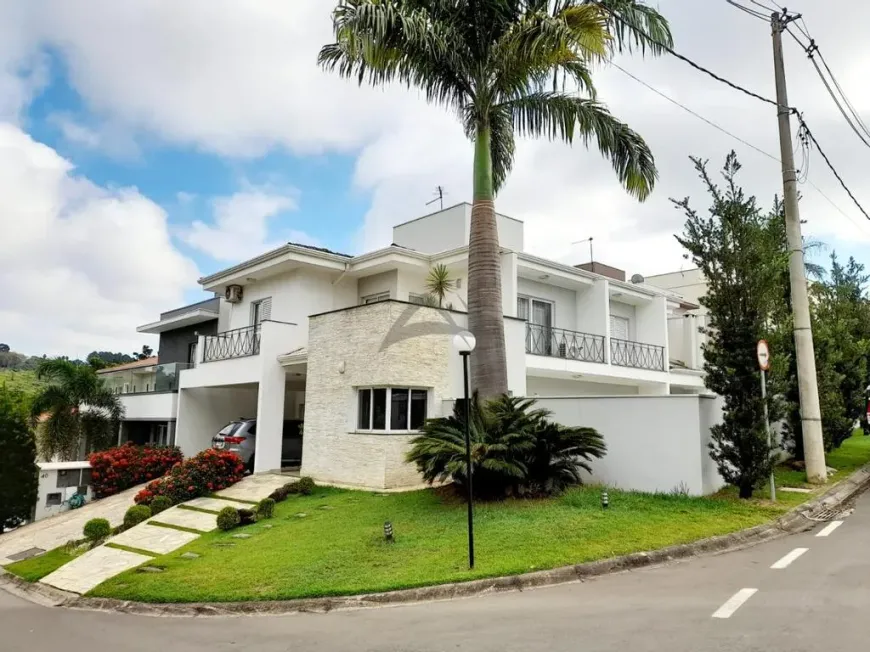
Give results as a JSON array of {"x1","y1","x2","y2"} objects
[
  {"x1": 610, "y1": 337, "x2": 666, "y2": 371},
  {"x1": 202, "y1": 325, "x2": 260, "y2": 362},
  {"x1": 525, "y1": 323, "x2": 606, "y2": 364}
]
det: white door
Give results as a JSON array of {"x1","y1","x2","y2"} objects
[{"x1": 610, "y1": 315, "x2": 629, "y2": 341}]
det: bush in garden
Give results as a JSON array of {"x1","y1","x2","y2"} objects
[
  {"x1": 123, "y1": 505, "x2": 152, "y2": 529},
  {"x1": 83, "y1": 518, "x2": 111, "y2": 542},
  {"x1": 285, "y1": 476, "x2": 316, "y2": 496},
  {"x1": 237, "y1": 508, "x2": 256, "y2": 526},
  {"x1": 256, "y1": 498, "x2": 275, "y2": 519},
  {"x1": 407, "y1": 393, "x2": 606, "y2": 499},
  {"x1": 268, "y1": 486, "x2": 289, "y2": 503},
  {"x1": 216, "y1": 506, "x2": 240, "y2": 531},
  {"x1": 134, "y1": 449, "x2": 245, "y2": 506},
  {"x1": 149, "y1": 496, "x2": 172, "y2": 514},
  {"x1": 89, "y1": 443, "x2": 183, "y2": 498},
  {"x1": 0, "y1": 385, "x2": 39, "y2": 531}
]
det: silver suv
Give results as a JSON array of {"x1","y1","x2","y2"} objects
[{"x1": 211, "y1": 418, "x2": 303, "y2": 472}]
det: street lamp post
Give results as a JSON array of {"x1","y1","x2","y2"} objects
[{"x1": 453, "y1": 330, "x2": 476, "y2": 570}]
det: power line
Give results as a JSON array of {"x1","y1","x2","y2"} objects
[
  {"x1": 609, "y1": 62, "x2": 870, "y2": 235},
  {"x1": 726, "y1": 0, "x2": 769, "y2": 21}
]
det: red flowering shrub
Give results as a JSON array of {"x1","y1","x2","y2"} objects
[
  {"x1": 134, "y1": 449, "x2": 244, "y2": 506},
  {"x1": 89, "y1": 444, "x2": 183, "y2": 498}
]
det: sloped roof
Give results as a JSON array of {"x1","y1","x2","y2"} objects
[{"x1": 97, "y1": 357, "x2": 158, "y2": 374}]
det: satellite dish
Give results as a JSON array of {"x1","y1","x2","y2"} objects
[{"x1": 630, "y1": 274, "x2": 645, "y2": 284}]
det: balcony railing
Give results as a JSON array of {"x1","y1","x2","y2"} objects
[
  {"x1": 610, "y1": 337, "x2": 666, "y2": 371},
  {"x1": 525, "y1": 324, "x2": 606, "y2": 364},
  {"x1": 203, "y1": 325, "x2": 261, "y2": 362},
  {"x1": 102, "y1": 362, "x2": 191, "y2": 395}
]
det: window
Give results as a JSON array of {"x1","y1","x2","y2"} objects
[
  {"x1": 188, "y1": 341, "x2": 198, "y2": 365},
  {"x1": 610, "y1": 315, "x2": 630, "y2": 340},
  {"x1": 46, "y1": 493, "x2": 62, "y2": 507},
  {"x1": 408, "y1": 293, "x2": 427, "y2": 305},
  {"x1": 361, "y1": 291, "x2": 390, "y2": 305},
  {"x1": 57, "y1": 469, "x2": 83, "y2": 488},
  {"x1": 251, "y1": 297, "x2": 272, "y2": 326},
  {"x1": 520, "y1": 296, "x2": 554, "y2": 355},
  {"x1": 357, "y1": 388, "x2": 428, "y2": 431}
]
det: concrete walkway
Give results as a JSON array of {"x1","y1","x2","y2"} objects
[
  {"x1": 0, "y1": 485, "x2": 143, "y2": 566},
  {"x1": 39, "y1": 474, "x2": 286, "y2": 595}
]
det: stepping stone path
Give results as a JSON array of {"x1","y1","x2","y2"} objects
[
  {"x1": 35, "y1": 474, "x2": 293, "y2": 595},
  {"x1": 41, "y1": 546, "x2": 152, "y2": 594}
]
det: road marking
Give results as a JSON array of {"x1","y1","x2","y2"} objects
[
  {"x1": 771, "y1": 547, "x2": 809, "y2": 569},
  {"x1": 712, "y1": 588, "x2": 758, "y2": 619},
  {"x1": 816, "y1": 521, "x2": 844, "y2": 537}
]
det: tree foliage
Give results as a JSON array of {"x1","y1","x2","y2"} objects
[
  {"x1": 407, "y1": 393, "x2": 606, "y2": 498},
  {"x1": 0, "y1": 385, "x2": 39, "y2": 530},
  {"x1": 30, "y1": 358, "x2": 124, "y2": 461},
  {"x1": 674, "y1": 153, "x2": 778, "y2": 498},
  {"x1": 320, "y1": 0, "x2": 672, "y2": 397}
]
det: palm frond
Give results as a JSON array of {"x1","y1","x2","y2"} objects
[
  {"x1": 502, "y1": 91, "x2": 656, "y2": 199},
  {"x1": 587, "y1": 0, "x2": 674, "y2": 55}
]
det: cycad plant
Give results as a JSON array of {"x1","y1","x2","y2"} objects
[
  {"x1": 426, "y1": 263, "x2": 456, "y2": 308},
  {"x1": 30, "y1": 359, "x2": 124, "y2": 461},
  {"x1": 320, "y1": 0, "x2": 672, "y2": 398},
  {"x1": 407, "y1": 393, "x2": 606, "y2": 498}
]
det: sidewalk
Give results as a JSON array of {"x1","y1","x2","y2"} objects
[{"x1": 0, "y1": 486, "x2": 142, "y2": 565}]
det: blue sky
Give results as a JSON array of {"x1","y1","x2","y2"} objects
[{"x1": 2, "y1": 0, "x2": 869, "y2": 358}]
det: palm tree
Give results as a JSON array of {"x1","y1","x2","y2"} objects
[
  {"x1": 30, "y1": 359, "x2": 124, "y2": 461},
  {"x1": 426, "y1": 263, "x2": 456, "y2": 308},
  {"x1": 320, "y1": 0, "x2": 672, "y2": 397}
]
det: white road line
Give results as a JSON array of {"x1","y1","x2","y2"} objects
[
  {"x1": 771, "y1": 547, "x2": 809, "y2": 569},
  {"x1": 816, "y1": 520, "x2": 844, "y2": 537},
  {"x1": 712, "y1": 588, "x2": 758, "y2": 619}
]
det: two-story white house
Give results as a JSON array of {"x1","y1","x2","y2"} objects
[{"x1": 116, "y1": 204, "x2": 708, "y2": 491}]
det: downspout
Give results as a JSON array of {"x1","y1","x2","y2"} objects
[{"x1": 332, "y1": 263, "x2": 350, "y2": 286}]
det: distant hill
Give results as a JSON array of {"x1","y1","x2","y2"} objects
[{"x1": 0, "y1": 369, "x2": 44, "y2": 398}]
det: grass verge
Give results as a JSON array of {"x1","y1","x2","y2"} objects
[{"x1": 5, "y1": 543, "x2": 85, "y2": 582}]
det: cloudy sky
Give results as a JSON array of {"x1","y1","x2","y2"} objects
[{"x1": 2, "y1": 0, "x2": 869, "y2": 358}]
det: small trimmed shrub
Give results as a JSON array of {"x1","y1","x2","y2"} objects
[
  {"x1": 123, "y1": 505, "x2": 152, "y2": 529},
  {"x1": 216, "y1": 506, "x2": 240, "y2": 531},
  {"x1": 238, "y1": 508, "x2": 256, "y2": 526},
  {"x1": 256, "y1": 498, "x2": 275, "y2": 519},
  {"x1": 150, "y1": 496, "x2": 172, "y2": 515},
  {"x1": 268, "y1": 486, "x2": 290, "y2": 503},
  {"x1": 286, "y1": 476, "x2": 316, "y2": 496},
  {"x1": 89, "y1": 443, "x2": 183, "y2": 498},
  {"x1": 135, "y1": 449, "x2": 245, "y2": 506},
  {"x1": 83, "y1": 518, "x2": 111, "y2": 542}
]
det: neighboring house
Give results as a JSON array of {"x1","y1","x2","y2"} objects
[
  {"x1": 98, "y1": 297, "x2": 221, "y2": 447},
  {"x1": 113, "y1": 204, "x2": 710, "y2": 490}
]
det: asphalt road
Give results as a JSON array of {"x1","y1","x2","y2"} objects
[{"x1": 3, "y1": 491, "x2": 869, "y2": 652}]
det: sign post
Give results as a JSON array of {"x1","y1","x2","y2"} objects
[{"x1": 757, "y1": 340, "x2": 775, "y2": 501}]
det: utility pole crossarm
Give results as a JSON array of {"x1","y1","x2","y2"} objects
[{"x1": 771, "y1": 10, "x2": 827, "y2": 484}]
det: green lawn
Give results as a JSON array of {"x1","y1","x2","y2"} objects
[
  {"x1": 5, "y1": 544, "x2": 83, "y2": 582},
  {"x1": 17, "y1": 431, "x2": 870, "y2": 603},
  {"x1": 0, "y1": 369, "x2": 43, "y2": 398}
]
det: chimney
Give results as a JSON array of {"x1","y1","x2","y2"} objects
[{"x1": 576, "y1": 262, "x2": 626, "y2": 282}]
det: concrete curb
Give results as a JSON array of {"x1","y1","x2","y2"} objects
[{"x1": 4, "y1": 465, "x2": 870, "y2": 617}]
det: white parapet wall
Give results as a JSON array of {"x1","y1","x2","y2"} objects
[{"x1": 535, "y1": 394, "x2": 725, "y2": 496}]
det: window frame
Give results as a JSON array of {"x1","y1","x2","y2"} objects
[
  {"x1": 517, "y1": 294, "x2": 555, "y2": 326},
  {"x1": 355, "y1": 387, "x2": 429, "y2": 433},
  {"x1": 408, "y1": 292, "x2": 427, "y2": 305},
  {"x1": 361, "y1": 291, "x2": 391, "y2": 305}
]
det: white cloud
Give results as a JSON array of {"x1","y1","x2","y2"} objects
[
  {"x1": 0, "y1": 122, "x2": 199, "y2": 358},
  {"x1": 180, "y1": 185, "x2": 318, "y2": 262}
]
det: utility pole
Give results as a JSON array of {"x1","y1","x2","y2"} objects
[{"x1": 771, "y1": 11, "x2": 827, "y2": 484}]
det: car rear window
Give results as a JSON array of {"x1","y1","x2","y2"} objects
[{"x1": 219, "y1": 422, "x2": 243, "y2": 436}]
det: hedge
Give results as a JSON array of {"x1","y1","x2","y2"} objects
[
  {"x1": 134, "y1": 449, "x2": 245, "y2": 506},
  {"x1": 89, "y1": 443, "x2": 183, "y2": 498}
]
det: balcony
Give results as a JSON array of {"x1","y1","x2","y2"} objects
[
  {"x1": 610, "y1": 337, "x2": 666, "y2": 371},
  {"x1": 202, "y1": 325, "x2": 261, "y2": 363},
  {"x1": 102, "y1": 362, "x2": 191, "y2": 395},
  {"x1": 525, "y1": 324, "x2": 606, "y2": 364}
]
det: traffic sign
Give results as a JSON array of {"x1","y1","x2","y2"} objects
[{"x1": 757, "y1": 340, "x2": 771, "y2": 371}]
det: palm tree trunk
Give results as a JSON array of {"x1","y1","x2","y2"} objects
[{"x1": 467, "y1": 125, "x2": 509, "y2": 398}]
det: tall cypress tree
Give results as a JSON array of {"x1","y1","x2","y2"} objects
[{"x1": 675, "y1": 153, "x2": 779, "y2": 498}]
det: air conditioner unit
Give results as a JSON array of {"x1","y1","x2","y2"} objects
[{"x1": 225, "y1": 284, "x2": 244, "y2": 303}]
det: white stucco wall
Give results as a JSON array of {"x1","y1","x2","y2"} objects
[
  {"x1": 535, "y1": 395, "x2": 724, "y2": 495},
  {"x1": 34, "y1": 462, "x2": 94, "y2": 522},
  {"x1": 391, "y1": 203, "x2": 525, "y2": 254},
  {"x1": 517, "y1": 278, "x2": 577, "y2": 331},
  {"x1": 119, "y1": 392, "x2": 178, "y2": 421},
  {"x1": 608, "y1": 301, "x2": 637, "y2": 340},
  {"x1": 358, "y1": 270, "x2": 399, "y2": 302},
  {"x1": 526, "y1": 377, "x2": 639, "y2": 396}
]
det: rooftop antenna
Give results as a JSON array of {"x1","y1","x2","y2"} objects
[
  {"x1": 572, "y1": 237, "x2": 594, "y2": 264},
  {"x1": 426, "y1": 185, "x2": 447, "y2": 211}
]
